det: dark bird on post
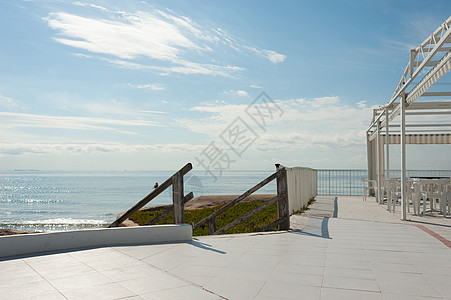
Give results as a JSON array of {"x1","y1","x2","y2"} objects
[{"x1": 153, "y1": 182, "x2": 158, "y2": 189}]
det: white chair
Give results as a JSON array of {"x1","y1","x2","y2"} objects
[
  {"x1": 446, "y1": 184, "x2": 451, "y2": 216},
  {"x1": 411, "y1": 180, "x2": 422, "y2": 215},
  {"x1": 361, "y1": 177, "x2": 377, "y2": 201},
  {"x1": 418, "y1": 180, "x2": 444, "y2": 216},
  {"x1": 385, "y1": 178, "x2": 396, "y2": 212},
  {"x1": 438, "y1": 181, "x2": 451, "y2": 217},
  {"x1": 405, "y1": 180, "x2": 415, "y2": 213}
]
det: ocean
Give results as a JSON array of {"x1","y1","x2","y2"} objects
[{"x1": 0, "y1": 170, "x2": 277, "y2": 232}]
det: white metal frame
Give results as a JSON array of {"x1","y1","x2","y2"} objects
[{"x1": 366, "y1": 16, "x2": 451, "y2": 221}]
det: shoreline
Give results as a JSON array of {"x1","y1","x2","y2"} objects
[{"x1": 1, "y1": 194, "x2": 277, "y2": 235}]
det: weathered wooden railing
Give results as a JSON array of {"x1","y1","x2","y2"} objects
[
  {"x1": 109, "y1": 163, "x2": 193, "y2": 227},
  {"x1": 192, "y1": 166, "x2": 289, "y2": 235}
]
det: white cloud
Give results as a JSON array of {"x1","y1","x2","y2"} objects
[
  {"x1": 127, "y1": 83, "x2": 165, "y2": 90},
  {"x1": 0, "y1": 112, "x2": 159, "y2": 135},
  {"x1": 224, "y1": 89, "x2": 248, "y2": 97},
  {"x1": 0, "y1": 142, "x2": 203, "y2": 156},
  {"x1": 236, "y1": 90, "x2": 248, "y2": 97},
  {"x1": 73, "y1": 1, "x2": 110, "y2": 12},
  {"x1": 72, "y1": 53, "x2": 93, "y2": 58},
  {"x1": 52, "y1": 96, "x2": 167, "y2": 118},
  {"x1": 250, "y1": 84, "x2": 262, "y2": 89},
  {"x1": 105, "y1": 57, "x2": 243, "y2": 77},
  {"x1": 46, "y1": 11, "x2": 196, "y2": 60},
  {"x1": 44, "y1": 4, "x2": 285, "y2": 76},
  {"x1": 357, "y1": 100, "x2": 367, "y2": 108},
  {"x1": 245, "y1": 46, "x2": 286, "y2": 64},
  {"x1": 213, "y1": 28, "x2": 286, "y2": 64},
  {"x1": 0, "y1": 95, "x2": 18, "y2": 108},
  {"x1": 177, "y1": 96, "x2": 372, "y2": 151},
  {"x1": 139, "y1": 110, "x2": 167, "y2": 115}
]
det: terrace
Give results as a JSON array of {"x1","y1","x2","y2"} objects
[
  {"x1": 1, "y1": 195, "x2": 450, "y2": 299},
  {"x1": 1, "y1": 14, "x2": 451, "y2": 300}
]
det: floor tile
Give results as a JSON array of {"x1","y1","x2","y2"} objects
[
  {"x1": 168, "y1": 264, "x2": 225, "y2": 286},
  {"x1": 119, "y1": 273, "x2": 190, "y2": 294},
  {"x1": 324, "y1": 266, "x2": 375, "y2": 280},
  {"x1": 257, "y1": 281, "x2": 321, "y2": 300},
  {"x1": 22, "y1": 291, "x2": 67, "y2": 300},
  {"x1": 275, "y1": 262, "x2": 324, "y2": 276},
  {"x1": 61, "y1": 282, "x2": 136, "y2": 300},
  {"x1": 268, "y1": 271, "x2": 323, "y2": 287},
  {"x1": 46, "y1": 269, "x2": 113, "y2": 291},
  {"x1": 99, "y1": 263, "x2": 163, "y2": 282},
  {"x1": 377, "y1": 281, "x2": 442, "y2": 298},
  {"x1": 322, "y1": 275, "x2": 380, "y2": 292},
  {"x1": 324, "y1": 258, "x2": 372, "y2": 270},
  {"x1": 0, "y1": 278, "x2": 57, "y2": 298},
  {"x1": 203, "y1": 272, "x2": 266, "y2": 298},
  {"x1": 320, "y1": 287, "x2": 382, "y2": 300},
  {"x1": 140, "y1": 285, "x2": 221, "y2": 300}
]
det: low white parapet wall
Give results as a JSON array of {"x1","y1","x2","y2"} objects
[
  {"x1": 286, "y1": 167, "x2": 318, "y2": 213},
  {"x1": 0, "y1": 224, "x2": 192, "y2": 259}
]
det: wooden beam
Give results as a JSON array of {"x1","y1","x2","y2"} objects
[
  {"x1": 109, "y1": 163, "x2": 192, "y2": 227},
  {"x1": 213, "y1": 195, "x2": 280, "y2": 235},
  {"x1": 193, "y1": 171, "x2": 278, "y2": 230},
  {"x1": 257, "y1": 217, "x2": 288, "y2": 232},
  {"x1": 172, "y1": 172, "x2": 184, "y2": 224},
  {"x1": 145, "y1": 192, "x2": 193, "y2": 226},
  {"x1": 276, "y1": 168, "x2": 290, "y2": 230}
]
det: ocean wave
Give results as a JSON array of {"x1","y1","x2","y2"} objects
[
  {"x1": 0, "y1": 198, "x2": 63, "y2": 204},
  {"x1": 19, "y1": 218, "x2": 109, "y2": 225},
  {"x1": 0, "y1": 218, "x2": 110, "y2": 232}
]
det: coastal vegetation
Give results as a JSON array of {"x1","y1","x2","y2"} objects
[{"x1": 130, "y1": 197, "x2": 315, "y2": 236}]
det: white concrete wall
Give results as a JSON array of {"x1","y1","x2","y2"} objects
[
  {"x1": 0, "y1": 224, "x2": 192, "y2": 259},
  {"x1": 286, "y1": 167, "x2": 318, "y2": 213}
]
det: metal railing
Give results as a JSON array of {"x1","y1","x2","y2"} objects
[
  {"x1": 317, "y1": 169, "x2": 367, "y2": 196},
  {"x1": 318, "y1": 169, "x2": 451, "y2": 196}
]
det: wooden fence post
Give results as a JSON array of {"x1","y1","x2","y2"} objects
[
  {"x1": 207, "y1": 218, "x2": 216, "y2": 235},
  {"x1": 172, "y1": 172, "x2": 184, "y2": 224},
  {"x1": 276, "y1": 166, "x2": 290, "y2": 230}
]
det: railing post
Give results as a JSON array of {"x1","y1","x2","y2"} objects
[
  {"x1": 207, "y1": 218, "x2": 216, "y2": 235},
  {"x1": 173, "y1": 171, "x2": 184, "y2": 224},
  {"x1": 349, "y1": 171, "x2": 352, "y2": 195},
  {"x1": 276, "y1": 166, "x2": 290, "y2": 230},
  {"x1": 328, "y1": 170, "x2": 330, "y2": 195}
]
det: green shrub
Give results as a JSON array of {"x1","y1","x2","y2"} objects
[{"x1": 130, "y1": 201, "x2": 278, "y2": 236}]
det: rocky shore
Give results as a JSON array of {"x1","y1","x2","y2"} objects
[{"x1": 0, "y1": 229, "x2": 39, "y2": 236}]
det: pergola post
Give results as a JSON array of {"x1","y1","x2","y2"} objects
[
  {"x1": 385, "y1": 108, "x2": 390, "y2": 179},
  {"x1": 400, "y1": 93, "x2": 407, "y2": 221},
  {"x1": 376, "y1": 120, "x2": 382, "y2": 203}
]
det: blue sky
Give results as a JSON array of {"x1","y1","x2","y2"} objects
[{"x1": 0, "y1": 0, "x2": 450, "y2": 172}]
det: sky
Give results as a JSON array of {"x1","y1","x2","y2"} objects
[{"x1": 1, "y1": 0, "x2": 451, "y2": 173}]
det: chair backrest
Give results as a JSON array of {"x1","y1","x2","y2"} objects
[{"x1": 361, "y1": 177, "x2": 376, "y2": 187}]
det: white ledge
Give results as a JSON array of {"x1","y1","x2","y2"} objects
[{"x1": 0, "y1": 224, "x2": 192, "y2": 258}]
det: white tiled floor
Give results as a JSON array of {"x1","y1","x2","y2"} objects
[{"x1": 1, "y1": 196, "x2": 451, "y2": 299}]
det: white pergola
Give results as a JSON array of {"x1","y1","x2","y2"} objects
[{"x1": 366, "y1": 16, "x2": 451, "y2": 220}]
